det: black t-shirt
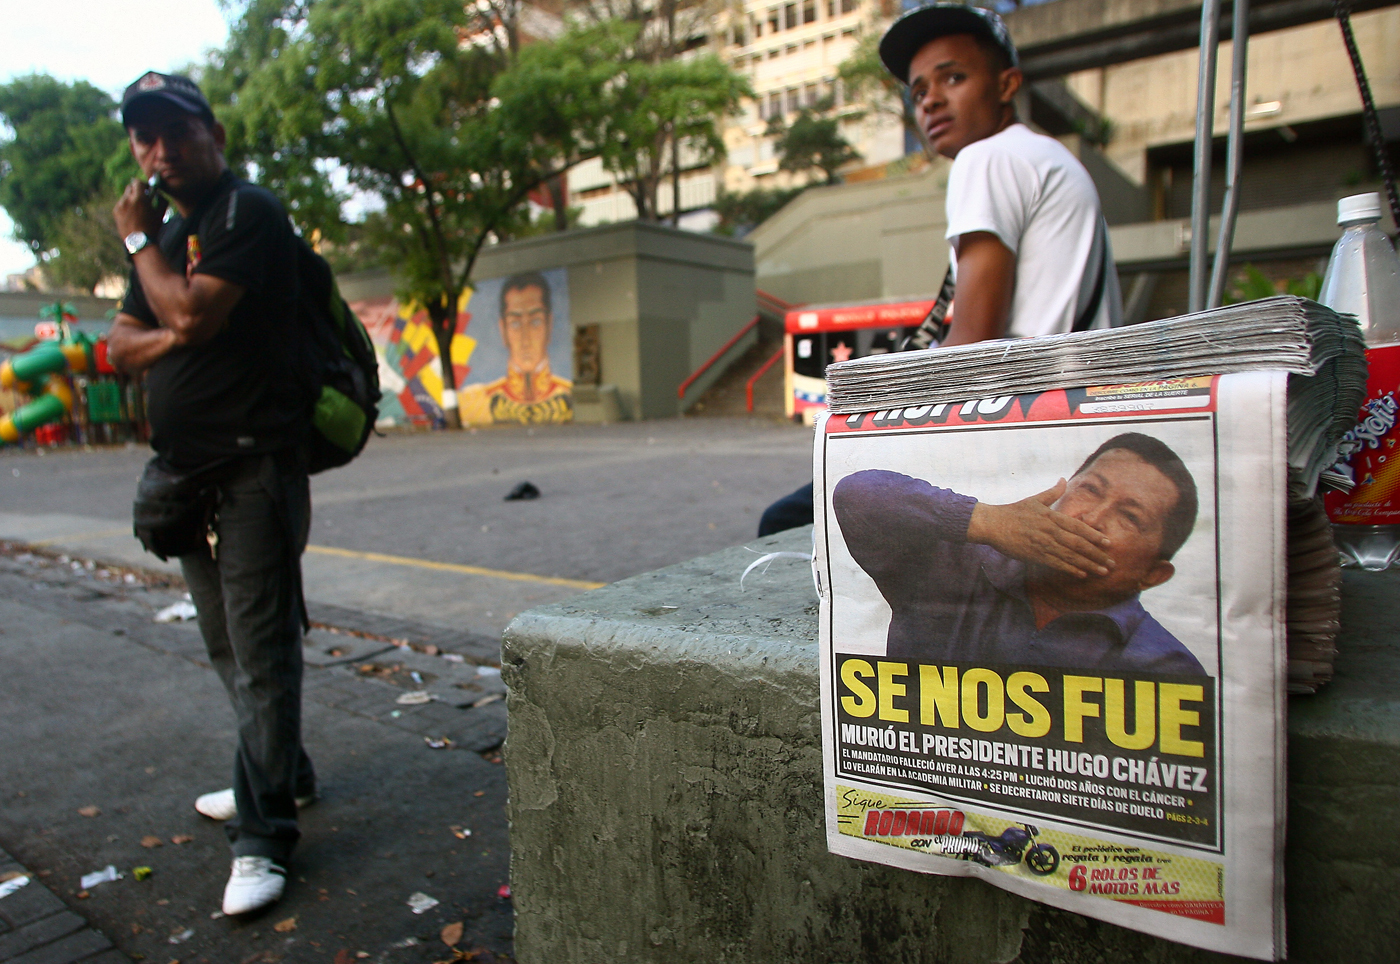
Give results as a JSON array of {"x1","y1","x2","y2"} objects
[{"x1": 120, "y1": 170, "x2": 308, "y2": 469}]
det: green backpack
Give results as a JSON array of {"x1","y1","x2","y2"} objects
[{"x1": 295, "y1": 235, "x2": 381, "y2": 474}]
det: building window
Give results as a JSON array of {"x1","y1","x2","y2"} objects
[
  {"x1": 768, "y1": 48, "x2": 780, "y2": 59},
  {"x1": 752, "y1": 18, "x2": 762, "y2": 38},
  {"x1": 841, "y1": 0, "x2": 857, "y2": 13},
  {"x1": 769, "y1": 7, "x2": 781, "y2": 32},
  {"x1": 805, "y1": 82, "x2": 819, "y2": 106},
  {"x1": 787, "y1": 87, "x2": 801, "y2": 114},
  {"x1": 768, "y1": 91, "x2": 783, "y2": 118},
  {"x1": 827, "y1": 0, "x2": 835, "y2": 17},
  {"x1": 787, "y1": 44, "x2": 797, "y2": 55},
  {"x1": 733, "y1": 24, "x2": 747, "y2": 46},
  {"x1": 784, "y1": 3, "x2": 797, "y2": 29},
  {"x1": 804, "y1": 0, "x2": 816, "y2": 22}
]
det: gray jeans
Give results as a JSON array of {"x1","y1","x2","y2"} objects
[{"x1": 181, "y1": 451, "x2": 313, "y2": 861}]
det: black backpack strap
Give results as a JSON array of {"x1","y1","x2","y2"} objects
[
  {"x1": 900, "y1": 264, "x2": 957, "y2": 351},
  {"x1": 1072, "y1": 220, "x2": 1110, "y2": 333}
]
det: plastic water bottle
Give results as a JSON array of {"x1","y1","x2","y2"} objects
[{"x1": 1320, "y1": 192, "x2": 1400, "y2": 570}]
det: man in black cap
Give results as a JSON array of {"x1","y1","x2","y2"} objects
[
  {"x1": 880, "y1": 2, "x2": 1121, "y2": 342},
  {"x1": 107, "y1": 71, "x2": 315, "y2": 916}
]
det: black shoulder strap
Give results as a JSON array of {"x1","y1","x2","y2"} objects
[
  {"x1": 1072, "y1": 220, "x2": 1109, "y2": 333},
  {"x1": 900, "y1": 265, "x2": 957, "y2": 351}
]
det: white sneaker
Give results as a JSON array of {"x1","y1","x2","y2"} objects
[
  {"x1": 222, "y1": 856, "x2": 286, "y2": 915},
  {"x1": 194, "y1": 788, "x2": 318, "y2": 821}
]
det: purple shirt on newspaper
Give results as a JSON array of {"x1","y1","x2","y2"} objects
[{"x1": 832, "y1": 469, "x2": 1207, "y2": 676}]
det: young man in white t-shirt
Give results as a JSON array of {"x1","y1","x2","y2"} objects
[
  {"x1": 756, "y1": 5, "x2": 1123, "y2": 537},
  {"x1": 879, "y1": 3, "x2": 1122, "y2": 342}
]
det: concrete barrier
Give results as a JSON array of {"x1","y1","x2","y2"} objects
[{"x1": 503, "y1": 527, "x2": 1400, "y2": 963}]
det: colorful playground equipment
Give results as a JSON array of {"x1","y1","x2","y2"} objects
[{"x1": 0, "y1": 303, "x2": 103, "y2": 444}]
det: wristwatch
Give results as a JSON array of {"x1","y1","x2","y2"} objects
[{"x1": 124, "y1": 230, "x2": 149, "y2": 256}]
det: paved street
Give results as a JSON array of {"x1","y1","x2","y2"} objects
[
  {"x1": 2, "y1": 417, "x2": 813, "y2": 643},
  {"x1": 0, "y1": 417, "x2": 812, "y2": 963}
]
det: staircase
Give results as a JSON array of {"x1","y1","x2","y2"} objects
[
  {"x1": 680, "y1": 289, "x2": 798, "y2": 420},
  {"x1": 684, "y1": 335, "x2": 788, "y2": 419}
]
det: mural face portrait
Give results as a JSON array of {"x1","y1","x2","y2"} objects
[{"x1": 501, "y1": 283, "x2": 552, "y2": 372}]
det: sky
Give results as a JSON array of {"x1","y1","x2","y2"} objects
[{"x1": 0, "y1": 0, "x2": 231, "y2": 278}]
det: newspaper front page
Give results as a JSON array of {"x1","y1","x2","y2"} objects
[{"x1": 814, "y1": 372, "x2": 1287, "y2": 960}]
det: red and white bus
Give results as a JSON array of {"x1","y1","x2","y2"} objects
[{"x1": 784, "y1": 297, "x2": 938, "y2": 423}]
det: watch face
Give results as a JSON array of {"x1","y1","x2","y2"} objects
[{"x1": 125, "y1": 231, "x2": 148, "y2": 255}]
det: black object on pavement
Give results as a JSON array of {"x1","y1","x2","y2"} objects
[{"x1": 505, "y1": 481, "x2": 541, "y2": 501}]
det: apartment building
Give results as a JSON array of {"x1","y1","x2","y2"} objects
[
  {"x1": 567, "y1": 0, "x2": 910, "y2": 227},
  {"x1": 715, "y1": 0, "x2": 906, "y2": 192}
]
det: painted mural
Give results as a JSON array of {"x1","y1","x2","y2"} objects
[{"x1": 350, "y1": 268, "x2": 572, "y2": 428}]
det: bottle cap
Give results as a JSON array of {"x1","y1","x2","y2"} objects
[{"x1": 1337, "y1": 192, "x2": 1382, "y2": 225}]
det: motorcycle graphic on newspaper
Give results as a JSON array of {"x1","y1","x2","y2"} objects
[{"x1": 959, "y1": 823, "x2": 1060, "y2": 876}]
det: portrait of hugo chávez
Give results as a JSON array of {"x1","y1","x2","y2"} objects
[{"x1": 832, "y1": 432, "x2": 1207, "y2": 676}]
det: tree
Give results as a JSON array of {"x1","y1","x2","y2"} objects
[
  {"x1": 837, "y1": 31, "x2": 921, "y2": 150},
  {"x1": 209, "y1": 0, "x2": 622, "y2": 426},
  {"x1": 595, "y1": 53, "x2": 750, "y2": 221},
  {"x1": 43, "y1": 190, "x2": 127, "y2": 293},
  {"x1": 711, "y1": 185, "x2": 803, "y2": 236},
  {"x1": 564, "y1": 0, "x2": 741, "y2": 223},
  {"x1": 0, "y1": 75, "x2": 127, "y2": 285},
  {"x1": 768, "y1": 100, "x2": 862, "y2": 184}
]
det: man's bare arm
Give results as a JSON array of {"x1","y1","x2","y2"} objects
[
  {"x1": 128, "y1": 248, "x2": 245, "y2": 345},
  {"x1": 113, "y1": 179, "x2": 246, "y2": 346},
  {"x1": 106, "y1": 313, "x2": 178, "y2": 375},
  {"x1": 966, "y1": 480, "x2": 1114, "y2": 578},
  {"x1": 943, "y1": 231, "x2": 1016, "y2": 347}
]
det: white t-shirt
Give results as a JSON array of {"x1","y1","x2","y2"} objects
[{"x1": 945, "y1": 123, "x2": 1122, "y2": 338}]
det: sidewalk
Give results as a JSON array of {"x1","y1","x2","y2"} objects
[
  {"x1": 0, "y1": 548, "x2": 514, "y2": 963},
  {"x1": 0, "y1": 847, "x2": 128, "y2": 964}
]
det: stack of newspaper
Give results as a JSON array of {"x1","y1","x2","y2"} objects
[
  {"x1": 826, "y1": 296, "x2": 1364, "y2": 496},
  {"x1": 824, "y1": 295, "x2": 1367, "y2": 692}
]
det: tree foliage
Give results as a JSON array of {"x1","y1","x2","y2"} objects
[
  {"x1": 837, "y1": 31, "x2": 920, "y2": 148},
  {"x1": 595, "y1": 53, "x2": 750, "y2": 220},
  {"x1": 1226, "y1": 265, "x2": 1323, "y2": 304},
  {"x1": 767, "y1": 100, "x2": 861, "y2": 184},
  {"x1": 206, "y1": 0, "x2": 614, "y2": 413},
  {"x1": 0, "y1": 74, "x2": 126, "y2": 271},
  {"x1": 712, "y1": 185, "x2": 803, "y2": 236},
  {"x1": 43, "y1": 189, "x2": 128, "y2": 293},
  {"x1": 204, "y1": 0, "x2": 747, "y2": 421}
]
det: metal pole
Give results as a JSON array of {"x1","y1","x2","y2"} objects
[
  {"x1": 1189, "y1": 0, "x2": 1222, "y2": 314},
  {"x1": 1208, "y1": 0, "x2": 1250, "y2": 308}
]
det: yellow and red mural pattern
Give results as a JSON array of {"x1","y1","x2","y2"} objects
[{"x1": 350, "y1": 292, "x2": 476, "y2": 427}]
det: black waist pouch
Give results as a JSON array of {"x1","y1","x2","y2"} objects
[{"x1": 132, "y1": 458, "x2": 225, "y2": 561}]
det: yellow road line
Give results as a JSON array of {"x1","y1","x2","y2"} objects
[
  {"x1": 29, "y1": 528, "x2": 131, "y2": 546},
  {"x1": 304, "y1": 544, "x2": 606, "y2": 590}
]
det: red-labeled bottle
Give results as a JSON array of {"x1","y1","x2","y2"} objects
[{"x1": 1321, "y1": 193, "x2": 1400, "y2": 570}]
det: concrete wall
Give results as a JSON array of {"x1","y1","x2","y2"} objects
[
  {"x1": 504, "y1": 529, "x2": 1400, "y2": 964},
  {"x1": 749, "y1": 165, "x2": 952, "y2": 306},
  {"x1": 471, "y1": 222, "x2": 756, "y2": 419},
  {"x1": 1061, "y1": 8, "x2": 1400, "y2": 185}
]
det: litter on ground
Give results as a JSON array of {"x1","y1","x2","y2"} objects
[
  {"x1": 407, "y1": 892, "x2": 440, "y2": 914},
  {"x1": 80, "y1": 865, "x2": 122, "y2": 890},
  {"x1": 155, "y1": 599, "x2": 198, "y2": 623}
]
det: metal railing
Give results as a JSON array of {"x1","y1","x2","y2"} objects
[
  {"x1": 746, "y1": 346, "x2": 786, "y2": 414},
  {"x1": 677, "y1": 315, "x2": 760, "y2": 401}
]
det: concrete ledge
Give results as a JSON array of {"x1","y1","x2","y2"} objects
[
  {"x1": 503, "y1": 528, "x2": 1400, "y2": 963},
  {"x1": 572, "y1": 384, "x2": 625, "y2": 424}
]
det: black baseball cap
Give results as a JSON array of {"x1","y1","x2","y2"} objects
[
  {"x1": 879, "y1": 3, "x2": 1019, "y2": 85},
  {"x1": 120, "y1": 72, "x2": 215, "y2": 126}
]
